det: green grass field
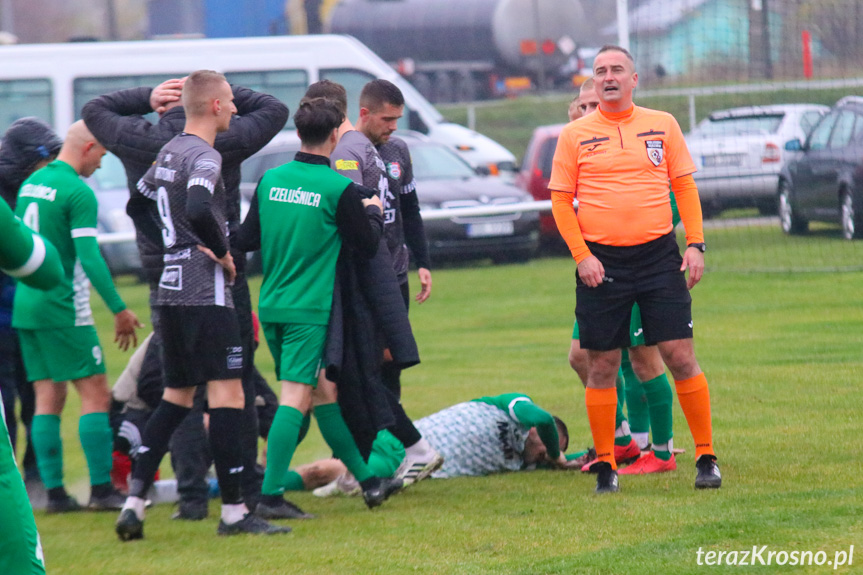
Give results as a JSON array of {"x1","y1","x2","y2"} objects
[{"x1": 21, "y1": 221, "x2": 863, "y2": 574}]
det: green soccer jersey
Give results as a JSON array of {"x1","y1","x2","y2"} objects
[
  {"x1": 256, "y1": 158, "x2": 354, "y2": 325},
  {"x1": 12, "y1": 160, "x2": 125, "y2": 330}
]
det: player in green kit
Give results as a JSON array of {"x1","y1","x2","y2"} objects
[
  {"x1": 240, "y1": 96, "x2": 403, "y2": 519},
  {"x1": 13, "y1": 121, "x2": 142, "y2": 513},
  {"x1": 0, "y1": 194, "x2": 63, "y2": 575}
]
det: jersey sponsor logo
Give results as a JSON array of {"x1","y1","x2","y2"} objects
[
  {"x1": 159, "y1": 265, "x2": 183, "y2": 291},
  {"x1": 227, "y1": 349, "x2": 243, "y2": 370},
  {"x1": 335, "y1": 159, "x2": 359, "y2": 171},
  {"x1": 633, "y1": 328, "x2": 643, "y2": 337},
  {"x1": 646, "y1": 140, "x2": 664, "y2": 166},
  {"x1": 497, "y1": 421, "x2": 518, "y2": 460},
  {"x1": 155, "y1": 166, "x2": 176, "y2": 182},
  {"x1": 19, "y1": 183, "x2": 57, "y2": 202},
  {"x1": 163, "y1": 248, "x2": 191, "y2": 262},
  {"x1": 387, "y1": 161, "x2": 402, "y2": 180},
  {"x1": 268, "y1": 186, "x2": 322, "y2": 207},
  {"x1": 585, "y1": 149, "x2": 608, "y2": 159}
]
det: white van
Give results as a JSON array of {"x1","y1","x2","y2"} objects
[{"x1": 0, "y1": 34, "x2": 515, "y2": 173}]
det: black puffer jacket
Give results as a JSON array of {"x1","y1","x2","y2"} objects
[
  {"x1": 326, "y1": 239, "x2": 420, "y2": 457},
  {"x1": 82, "y1": 85, "x2": 289, "y2": 278}
]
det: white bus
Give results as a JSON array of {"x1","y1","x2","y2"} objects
[{"x1": 0, "y1": 34, "x2": 515, "y2": 173}]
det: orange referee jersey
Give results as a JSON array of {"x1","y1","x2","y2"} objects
[{"x1": 549, "y1": 105, "x2": 702, "y2": 262}]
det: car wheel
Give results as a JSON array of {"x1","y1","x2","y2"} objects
[
  {"x1": 840, "y1": 190, "x2": 861, "y2": 240},
  {"x1": 778, "y1": 181, "x2": 808, "y2": 235}
]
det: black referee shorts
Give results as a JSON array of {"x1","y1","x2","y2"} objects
[
  {"x1": 156, "y1": 305, "x2": 243, "y2": 388},
  {"x1": 575, "y1": 232, "x2": 693, "y2": 351}
]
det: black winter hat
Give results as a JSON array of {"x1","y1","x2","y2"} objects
[
  {"x1": 0, "y1": 117, "x2": 63, "y2": 207},
  {"x1": 0, "y1": 117, "x2": 63, "y2": 170}
]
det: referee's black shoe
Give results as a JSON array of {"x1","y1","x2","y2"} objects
[
  {"x1": 594, "y1": 462, "x2": 620, "y2": 494},
  {"x1": 695, "y1": 455, "x2": 722, "y2": 489},
  {"x1": 255, "y1": 495, "x2": 315, "y2": 520},
  {"x1": 362, "y1": 477, "x2": 403, "y2": 509},
  {"x1": 116, "y1": 509, "x2": 144, "y2": 541},
  {"x1": 217, "y1": 513, "x2": 292, "y2": 536}
]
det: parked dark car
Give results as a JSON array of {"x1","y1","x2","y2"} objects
[
  {"x1": 240, "y1": 131, "x2": 540, "y2": 263},
  {"x1": 778, "y1": 97, "x2": 863, "y2": 239},
  {"x1": 516, "y1": 123, "x2": 564, "y2": 242}
]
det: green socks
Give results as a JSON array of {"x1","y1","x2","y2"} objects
[
  {"x1": 614, "y1": 369, "x2": 633, "y2": 447},
  {"x1": 78, "y1": 412, "x2": 113, "y2": 486},
  {"x1": 262, "y1": 405, "x2": 304, "y2": 496},
  {"x1": 32, "y1": 414, "x2": 64, "y2": 490},
  {"x1": 621, "y1": 355, "x2": 651, "y2": 438},
  {"x1": 314, "y1": 403, "x2": 374, "y2": 483},
  {"x1": 642, "y1": 374, "x2": 674, "y2": 461},
  {"x1": 282, "y1": 470, "x2": 306, "y2": 492}
]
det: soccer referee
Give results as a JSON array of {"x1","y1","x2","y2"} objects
[{"x1": 549, "y1": 45, "x2": 721, "y2": 493}]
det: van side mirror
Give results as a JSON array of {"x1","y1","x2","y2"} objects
[
  {"x1": 408, "y1": 109, "x2": 428, "y2": 134},
  {"x1": 784, "y1": 139, "x2": 803, "y2": 152}
]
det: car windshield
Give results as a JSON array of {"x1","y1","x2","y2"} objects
[
  {"x1": 88, "y1": 153, "x2": 128, "y2": 191},
  {"x1": 693, "y1": 114, "x2": 784, "y2": 137},
  {"x1": 410, "y1": 143, "x2": 476, "y2": 180}
]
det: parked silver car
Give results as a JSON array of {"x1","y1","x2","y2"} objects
[{"x1": 685, "y1": 104, "x2": 828, "y2": 217}]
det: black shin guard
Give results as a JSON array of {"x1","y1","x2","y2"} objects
[
  {"x1": 384, "y1": 389, "x2": 422, "y2": 448},
  {"x1": 128, "y1": 400, "x2": 191, "y2": 499},
  {"x1": 209, "y1": 407, "x2": 245, "y2": 505}
]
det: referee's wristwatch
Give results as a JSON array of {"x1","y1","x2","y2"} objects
[{"x1": 687, "y1": 242, "x2": 707, "y2": 253}]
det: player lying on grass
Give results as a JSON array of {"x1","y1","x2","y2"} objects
[{"x1": 275, "y1": 393, "x2": 590, "y2": 495}]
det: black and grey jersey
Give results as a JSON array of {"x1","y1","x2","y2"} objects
[
  {"x1": 137, "y1": 133, "x2": 233, "y2": 308},
  {"x1": 332, "y1": 130, "x2": 390, "y2": 202},
  {"x1": 377, "y1": 137, "x2": 419, "y2": 281}
]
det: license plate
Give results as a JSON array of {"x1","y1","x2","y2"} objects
[
  {"x1": 702, "y1": 154, "x2": 745, "y2": 168},
  {"x1": 466, "y1": 221, "x2": 515, "y2": 237}
]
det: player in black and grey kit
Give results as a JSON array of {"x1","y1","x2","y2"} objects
[
  {"x1": 83, "y1": 77, "x2": 289, "y2": 518},
  {"x1": 116, "y1": 70, "x2": 287, "y2": 540},
  {"x1": 376, "y1": 135, "x2": 432, "y2": 396},
  {"x1": 319, "y1": 79, "x2": 443, "y2": 486}
]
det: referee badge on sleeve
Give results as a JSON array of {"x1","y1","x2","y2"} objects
[{"x1": 646, "y1": 140, "x2": 664, "y2": 166}]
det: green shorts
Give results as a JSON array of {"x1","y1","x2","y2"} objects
[
  {"x1": 572, "y1": 302, "x2": 646, "y2": 348},
  {"x1": 18, "y1": 326, "x2": 105, "y2": 382},
  {"x1": 262, "y1": 322, "x2": 327, "y2": 386}
]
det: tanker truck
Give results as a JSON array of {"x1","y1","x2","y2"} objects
[{"x1": 327, "y1": 0, "x2": 589, "y2": 103}]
